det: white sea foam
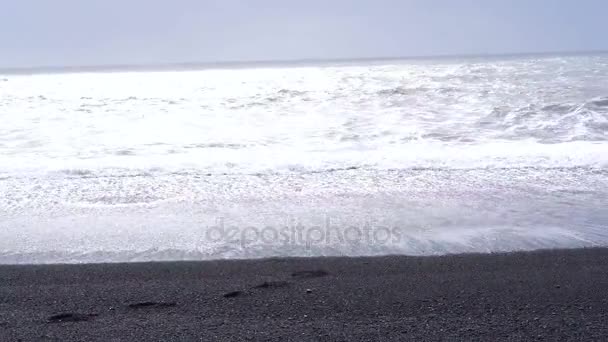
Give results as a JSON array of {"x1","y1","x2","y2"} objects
[{"x1": 1, "y1": 54, "x2": 608, "y2": 263}]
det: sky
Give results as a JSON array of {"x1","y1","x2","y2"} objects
[{"x1": 1, "y1": 0, "x2": 607, "y2": 68}]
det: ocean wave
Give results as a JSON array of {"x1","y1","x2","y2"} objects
[
  {"x1": 277, "y1": 88, "x2": 308, "y2": 97},
  {"x1": 0, "y1": 140, "x2": 606, "y2": 182},
  {"x1": 182, "y1": 142, "x2": 250, "y2": 149},
  {"x1": 3, "y1": 55, "x2": 608, "y2": 264},
  {"x1": 376, "y1": 86, "x2": 419, "y2": 96},
  {"x1": 587, "y1": 97, "x2": 608, "y2": 108},
  {"x1": 1, "y1": 58, "x2": 607, "y2": 177},
  {"x1": 476, "y1": 97, "x2": 608, "y2": 142}
]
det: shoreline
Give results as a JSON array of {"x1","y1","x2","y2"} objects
[{"x1": 2, "y1": 247, "x2": 608, "y2": 341}]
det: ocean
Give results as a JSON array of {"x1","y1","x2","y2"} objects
[{"x1": 1, "y1": 54, "x2": 607, "y2": 263}]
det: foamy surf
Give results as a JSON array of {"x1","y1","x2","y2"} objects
[{"x1": 1, "y1": 54, "x2": 607, "y2": 263}]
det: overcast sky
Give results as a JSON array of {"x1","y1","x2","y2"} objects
[{"x1": 1, "y1": 0, "x2": 607, "y2": 68}]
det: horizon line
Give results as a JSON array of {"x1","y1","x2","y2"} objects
[{"x1": 2, "y1": 49, "x2": 607, "y2": 75}]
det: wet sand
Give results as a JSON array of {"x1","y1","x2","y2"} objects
[{"x1": 2, "y1": 248, "x2": 608, "y2": 341}]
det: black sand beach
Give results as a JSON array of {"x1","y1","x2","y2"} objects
[{"x1": 2, "y1": 248, "x2": 608, "y2": 341}]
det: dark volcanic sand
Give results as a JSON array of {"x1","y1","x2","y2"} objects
[{"x1": 1, "y1": 248, "x2": 608, "y2": 341}]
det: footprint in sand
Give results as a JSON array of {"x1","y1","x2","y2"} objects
[
  {"x1": 252, "y1": 281, "x2": 290, "y2": 289},
  {"x1": 223, "y1": 290, "x2": 245, "y2": 298},
  {"x1": 291, "y1": 270, "x2": 330, "y2": 279},
  {"x1": 47, "y1": 313, "x2": 98, "y2": 323},
  {"x1": 127, "y1": 301, "x2": 177, "y2": 309}
]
